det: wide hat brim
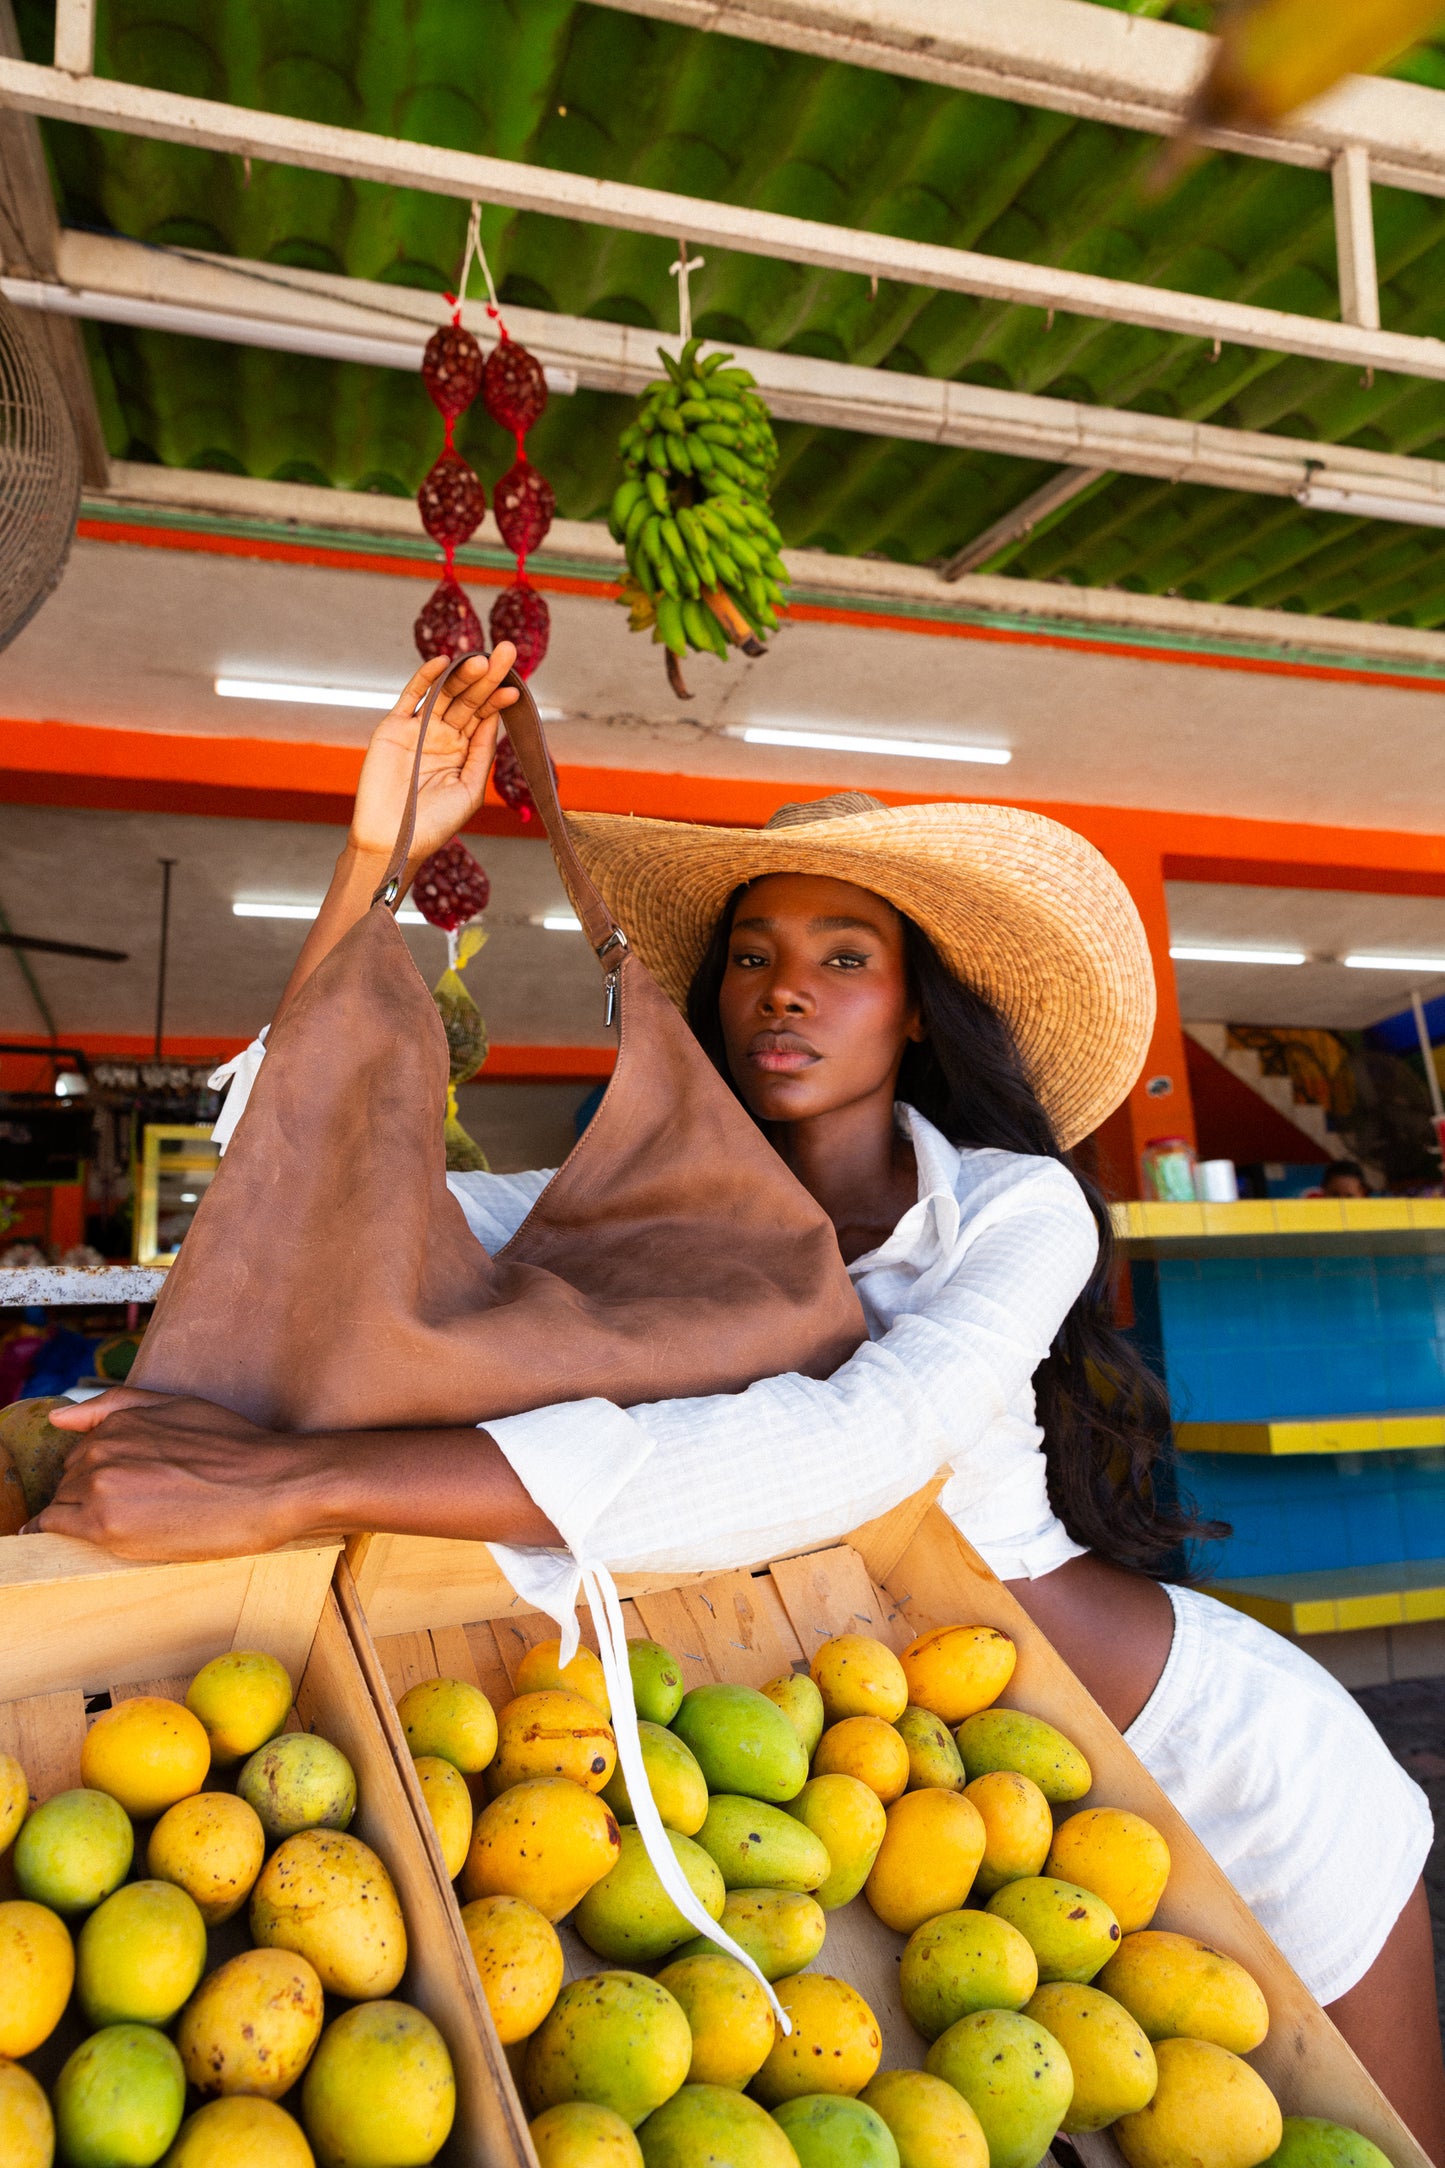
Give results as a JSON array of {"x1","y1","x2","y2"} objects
[{"x1": 566, "y1": 800, "x2": 1155, "y2": 1150}]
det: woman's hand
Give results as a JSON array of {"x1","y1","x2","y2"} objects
[{"x1": 350, "y1": 643, "x2": 519, "y2": 873}]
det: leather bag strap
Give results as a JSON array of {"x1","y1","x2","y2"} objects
[{"x1": 370, "y1": 655, "x2": 626, "y2": 965}]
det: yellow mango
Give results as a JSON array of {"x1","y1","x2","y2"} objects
[
  {"x1": 628, "y1": 1640, "x2": 686, "y2": 1728},
  {"x1": 0, "y1": 1434, "x2": 25, "y2": 1533},
  {"x1": 81, "y1": 1696, "x2": 211, "y2": 1820},
  {"x1": 516, "y1": 1636, "x2": 611, "y2": 1716},
  {"x1": 987, "y1": 1876, "x2": 1121, "y2": 1983},
  {"x1": 899, "y1": 1908, "x2": 1038, "y2": 2040},
  {"x1": 413, "y1": 1754, "x2": 473, "y2": 1879},
  {"x1": 655, "y1": 1951, "x2": 777, "y2": 2088},
  {"x1": 0, "y1": 1897, "x2": 74, "y2": 2055},
  {"x1": 750, "y1": 1973, "x2": 882, "y2": 2106},
  {"x1": 760, "y1": 1672, "x2": 826, "y2": 1759},
  {"x1": 812, "y1": 1716, "x2": 909, "y2": 1804},
  {"x1": 925, "y1": 2009, "x2": 1073, "y2": 2168},
  {"x1": 0, "y1": 1394, "x2": 72, "y2": 1514},
  {"x1": 396, "y1": 1676, "x2": 497, "y2": 1774},
  {"x1": 184, "y1": 1652, "x2": 292, "y2": 1765},
  {"x1": 575, "y1": 1825, "x2": 725, "y2": 1964},
  {"x1": 901, "y1": 1625, "x2": 1017, "y2": 1725},
  {"x1": 773, "y1": 2094, "x2": 901, "y2": 2167},
  {"x1": 955, "y1": 1710, "x2": 1091, "y2": 1804},
  {"x1": 1025, "y1": 1982, "x2": 1158, "y2": 2131},
  {"x1": 810, "y1": 1633, "x2": 909, "y2": 1724},
  {"x1": 525, "y1": 1970, "x2": 693, "y2": 2127},
  {"x1": 147, "y1": 1792, "x2": 266, "y2": 1925},
  {"x1": 635, "y1": 2084, "x2": 798, "y2": 2167},
  {"x1": 0, "y1": 2060, "x2": 54, "y2": 2168},
  {"x1": 166, "y1": 2096, "x2": 315, "y2": 2167},
  {"x1": 236, "y1": 1734, "x2": 356, "y2": 1844},
  {"x1": 895, "y1": 1705, "x2": 965, "y2": 1792},
  {"x1": 462, "y1": 1777, "x2": 621, "y2": 1921},
  {"x1": 250, "y1": 1831, "x2": 407, "y2": 1999},
  {"x1": 861, "y1": 2070, "x2": 988, "y2": 2168},
  {"x1": 460, "y1": 1892, "x2": 564, "y2": 2045},
  {"x1": 1096, "y1": 1930, "x2": 1269, "y2": 2054},
  {"x1": 492, "y1": 1690, "x2": 617, "y2": 1796},
  {"x1": 301, "y1": 2002, "x2": 456, "y2": 2168},
  {"x1": 531, "y1": 2101, "x2": 643, "y2": 2167},
  {"x1": 78, "y1": 1879, "x2": 207, "y2": 2027},
  {"x1": 667, "y1": 1886, "x2": 827, "y2": 1979},
  {"x1": 177, "y1": 1948, "x2": 325, "y2": 2099},
  {"x1": 1115, "y1": 2037, "x2": 1281, "y2": 2168},
  {"x1": 964, "y1": 1770, "x2": 1053, "y2": 1899},
  {"x1": 601, "y1": 1722, "x2": 708, "y2": 1836},
  {"x1": 13, "y1": 1787, "x2": 133, "y2": 1915},
  {"x1": 865, "y1": 1787, "x2": 986, "y2": 1935},
  {"x1": 1047, "y1": 1809, "x2": 1171, "y2": 1934},
  {"x1": 0, "y1": 1749, "x2": 29, "y2": 1856},
  {"x1": 786, "y1": 1772, "x2": 886, "y2": 1909}
]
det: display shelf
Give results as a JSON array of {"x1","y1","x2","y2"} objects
[
  {"x1": 0, "y1": 1265, "x2": 165, "y2": 1305},
  {"x1": 1178, "y1": 1413, "x2": 1445, "y2": 1457},
  {"x1": 1113, "y1": 1198, "x2": 1445, "y2": 1258},
  {"x1": 1210, "y1": 1557, "x2": 1445, "y2": 1635}
]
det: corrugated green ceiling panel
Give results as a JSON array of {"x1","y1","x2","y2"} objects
[{"x1": 18, "y1": 0, "x2": 1445, "y2": 623}]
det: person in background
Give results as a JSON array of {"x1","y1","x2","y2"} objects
[{"x1": 1320, "y1": 1160, "x2": 1371, "y2": 1199}]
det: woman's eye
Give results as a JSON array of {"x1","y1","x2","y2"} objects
[
  {"x1": 730, "y1": 949, "x2": 768, "y2": 969},
  {"x1": 826, "y1": 950, "x2": 869, "y2": 969}
]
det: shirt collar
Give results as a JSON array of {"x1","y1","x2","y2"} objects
[{"x1": 846, "y1": 1103, "x2": 962, "y2": 1276}]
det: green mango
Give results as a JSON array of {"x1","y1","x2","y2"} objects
[
  {"x1": 954, "y1": 1711, "x2": 1092, "y2": 1805},
  {"x1": 638, "y1": 2084, "x2": 798, "y2": 2167},
  {"x1": 925, "y1": 2009, "x2": 1073, "y2": 2168},
  {"x1": 1264, "y1": 2120, "x2": 1393, "y2": 2168},
  {"x1": 602, "y1": 1723, "x2": 708, "y2": 1836},
  {"x1": 669, "y1": 1888, "x2": 826, "y2": 1981},
  {"x1": 896, "y1": 1706, "x2": 965, "y2": 1792},
  {"x1": 671, "y1": 1685, "x2": 808, "y2": 1804},
  {"x1": 773, "y1": 2094, "x2": 901, "y2": 2168},
  {"x1": 53, "y1": 2023, "x2": 187, "y2": 2168},
  {"x1": 14, "y1": 1790, "x2": 133, "y2": 1915},
  {"x1": 696, "y1": 1796, "x2": 831, "y2": 1892},
  {"x1": 574, "y1": 1825, "x2": 724, "y2": 1964},
  {"x1": 759, "y1": 1672, "x2": 826, "y2": 1758},
  {"x1": 628, "y1": 1640, "x2": 686, "y2": 1727},
  {"x1": 986, "y1": 1877, "x2": 1121, "y2": 1984},
  {"x1": 237, "y1": 1734, "x2": 356, "y2": 1843},
  {"x1": 526, "y1": 1972, "x2": 692, "y2": 2129},
  {"x1": 899, "y1": 1910, "x2": 1039, "y2": 2041}
]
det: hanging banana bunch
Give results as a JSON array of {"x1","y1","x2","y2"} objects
[
  {"x1": 608, "y1": 337, "x2": 790, "y2": 699},
  {"x1": 1187, "y1": 0, "x2": 1445, "y2": 136}
]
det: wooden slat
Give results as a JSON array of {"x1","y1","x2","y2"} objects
[
  {"x1": 462, "y1": 1623, "x2": 517, "y2": 1712},
  {"x1": 0, "y1": 1688, "x2": 86, "y2": 1798},
  {"x1": 429, "y1": 1625, "x2": 483, "y2": 1689},
  {"x1": 112, "y1": 1673, "x2": 192, "y2": 1706},
  {"x1": 374, "y1": 1631, "x2": 440, "y2": 1702},
  {"x1": 770, "y1": 1546, "x2": 908, "y2": 1656},
  {"x1": 646, "y1": 1569, "x2": 803, "y2": 1689},
  {"x1": 630, "y1": 1590, "x2": 723, "y2": 1691}
]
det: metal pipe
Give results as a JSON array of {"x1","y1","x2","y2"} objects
[{"x1": 154, "y1": 858, "x2": 176, "y2": 1059}]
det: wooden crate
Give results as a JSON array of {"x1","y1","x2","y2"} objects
[
  {"x1": 0, "y1": 1533, "x2": 533, "y2": 2168},
  {"x1": 348, "y1": 1501, "x2": 1434, "y2": 2168}
]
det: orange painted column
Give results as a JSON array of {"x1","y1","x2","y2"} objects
[{"x1": 1100, "y1": 834, "x2": 1197, "y2": 1191}]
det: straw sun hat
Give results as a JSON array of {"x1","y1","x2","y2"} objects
[{"x1": 568, "y1": 793, "x2": 1156, "y2": 1149}]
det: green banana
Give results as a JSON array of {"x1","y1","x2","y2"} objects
[
  {"x1": 645, "y1": 434, "x2": 672, "y2": 475},
  {"x1": 644, "y1": 470, "x2": 670, "y2": 515},
  {"x1": 687, "y1": 437, "x2": 715, "y2": 473},
  {"x1": 697, "y1": 422, "x2": 740, "y2": 448},
  {"x1": 655, "y1": 594, "x2": 687, "y2": 656},
  {"x1": 624, "y1": 496, "x2": 653, "y2": 554},
  {"x1": 682, "y1": 597, "x2": 728, "y2": 658}
]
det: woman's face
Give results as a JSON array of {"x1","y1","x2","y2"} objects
[{"x1": 717, "y1": 872, "x2": 922, "y2": 1125}]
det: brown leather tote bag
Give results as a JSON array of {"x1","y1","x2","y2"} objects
[{"x1": 130, "y1": 659, "x2": 865, "y2": 1431}]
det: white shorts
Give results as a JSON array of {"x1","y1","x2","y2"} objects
[{"x1": 1125, "y1": 1584, "x2": 1434, "y2": 2003}]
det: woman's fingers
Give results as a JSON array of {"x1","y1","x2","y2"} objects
[
  {"x1": 47, "y1": 1385, "x2": 170, "y2": 1433},
  {"x1": 433, "y1": 643, "x2": 520, "y2": 736}
]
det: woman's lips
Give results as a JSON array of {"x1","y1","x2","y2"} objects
[{"x1": 747, "y1": 1034, "x2": 818, "y2": 1073}]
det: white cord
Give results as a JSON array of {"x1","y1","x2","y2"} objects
[
  {"x1": 458, "y1": 199, "x2": 502, "y2": 317},
  {"x1": 669, "y1": 240, "x2": 705, "y2": 344}
]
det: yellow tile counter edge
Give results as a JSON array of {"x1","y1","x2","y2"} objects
[
  {"x1": 1178, "y1": 1413, "x2": 1445, "y2": 1456},
  {"x1": 1210, "y1": 1558, "x2": 1445, "y2": 1635},
  {"x1": 1113, "y1": 1199, "x2": 1445, "y2": 1241}
]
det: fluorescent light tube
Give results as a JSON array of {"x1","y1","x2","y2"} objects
[
  {"x1": 540, "y1": 914, "x2": 583, "y2": 932},
  {"x1": 1342, "y1": 953, "x2": 1445, "y2": 972},
  {"x1": 1297, "y1": 484, "x2": 1445, "y2": 529},
  {"x1": 233, "y1": 901, "x2": 427, "y2": 926},
  {"x1": 741, "y1": 726, "x2": 1011, "y2": 765},
  {"x1": 217, "y1": 678, "x2": 397, "y2": 710},
  {"x1": 1169, "y1": 945, "x2": 1307, "y2": 966}
]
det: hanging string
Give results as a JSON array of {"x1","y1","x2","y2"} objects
[
  {"x1": 669, "y1": 238, "x2": 705, "y2": 343},
  {"x1": 446, "y1": 199, "x2": 507, "y2": 337}
]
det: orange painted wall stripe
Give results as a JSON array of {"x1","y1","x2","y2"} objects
[{"x1": 0, "y1": 1031, "x2": 614, "y2": 1081}]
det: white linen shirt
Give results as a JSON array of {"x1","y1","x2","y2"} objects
[{"x1": 449, "y1": 1103, "x2": 1094, "y2": 1581}]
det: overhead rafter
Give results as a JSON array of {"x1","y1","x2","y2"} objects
[
  {"x1": 5, "y1": 57, "x2": 1445, "y2": 387},
  {"x1": 940, "y1": 467, "x2": 1107, "y2": 581},
  {"x1": 590, "y1": 0, "x2": 1445, "y2": 196},
  {"x1": 13, "y1": 231, "x2": 1445, "y2": 526}
]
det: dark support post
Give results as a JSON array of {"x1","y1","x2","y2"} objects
[{"x1": 154, "y1": 857, "x2": 177, "y2": 1058}]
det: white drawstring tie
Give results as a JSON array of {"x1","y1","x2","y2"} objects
[
  {"x1": 208, "y1": 1028, "x2": 269, "y2": 1153},
  {"x1": 489, "y1": 1542, "x2": 792, "y2": 2031}
]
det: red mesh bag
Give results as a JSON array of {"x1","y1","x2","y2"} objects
[
  {"x1": 492, "y1": 727, "x2": 557, "y2": 824},
  {"x1": 494, "y1": 458, "x2": 556, "y2": 559},
  {"x1": 483, "y1": 341, "x2": 548, "y2": 436},
  {"x1": 412, "y1": 838, "x2": 491, "y2": 931},
  {"x1": 490, "y1": 581, "x2": 551, "y2": 679},
  {"x1": 417, "y1": 450, "x2": 487, "y2": 548},
  {"x1": 415, "y1": 577, "x2": 485, "y2": 661},
  {"x1": 422, "y1": 324, "x2": 484, "y2": 421}
]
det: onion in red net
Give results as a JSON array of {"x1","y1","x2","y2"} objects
[
  {"x1": 493, "y1": 458, "x2": 556, "y2": 559},
  {"x1": 412, "y1": 838, "x2": 491, "y2": 931},
  {"x1": 491, "y1": 728, "x2": 558, "y2": 824},
  {"x1": 417, "y1": 450, "x2": 487, "y2": 548},
  {"x1": 421, "y1": 324, "x2": 484, "y2": 421},
  {"x1": 414, "y1": 577, "x2": 485, "y2": 661},
  {"x1": 490, "y1": 581, "x2": 551, "y2": 679},
  {"x1": 482, "y1": 341, "x2": 548, "y2": 437}
]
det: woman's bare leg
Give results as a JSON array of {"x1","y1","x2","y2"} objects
[{"x1": 1327, "y1": 1880, "x2": 1445, "y2": 2164}]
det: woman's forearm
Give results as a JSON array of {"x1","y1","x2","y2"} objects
[
  {"x1": 274, "y1": 841, "x2": 392, "y2": 1024},
  {"x1": 289, "y1": 1426, "x2": 561, "y2": 1548}
]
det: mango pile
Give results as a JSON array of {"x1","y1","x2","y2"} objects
[
  {"x1": 0, "y1": 1650, "x2": 456, "y2": 2168},
  {"x1": 397, "y1": 1625, "x2": 1389, "y2": 2168}
]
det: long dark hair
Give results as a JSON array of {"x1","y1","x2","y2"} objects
[{"x1": 686, "y1": 889, "x2": 1226, "y2": 1581}]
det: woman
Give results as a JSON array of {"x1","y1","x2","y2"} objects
[{"x1": 41, "y1": 648, "x2": 1443, "y2": 2150}]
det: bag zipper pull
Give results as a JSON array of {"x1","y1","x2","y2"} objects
[
  {"x1": 604, "y1": 969, "x2": 619, "y2": 1029},
  {"x1": 596, "y1": 926, "x2": 629, "y2": 1030}
]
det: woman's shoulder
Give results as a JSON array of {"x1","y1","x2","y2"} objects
[{"x1": 446, "y1": 1167, "x2": 555, "y2": 1251}]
